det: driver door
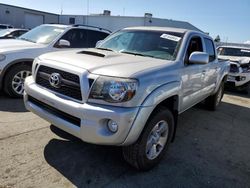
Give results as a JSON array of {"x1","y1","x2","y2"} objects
[{"x1": 180, "y1": 36, "x2": 206, "y2": 112}]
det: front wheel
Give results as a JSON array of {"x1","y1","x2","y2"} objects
[
  {"x1": 4, "y1": 64, "x2": 32, "y2": 98},
  {"x1": 122, "y1": 107, "x2": 174, "y2": 171},
  {"x1": 205, "y1": 82, "x2": 224, "y2": 111}
]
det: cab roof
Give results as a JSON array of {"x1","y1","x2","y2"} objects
[
  {"x1": 42, "y1": 24, "x2": 111, "y2": 34},
  {"x1": 123, "y1": 26, "x2": 189, "y2": 34}
]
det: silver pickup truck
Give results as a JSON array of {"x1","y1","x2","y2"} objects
[{"x1": 24, "y1": 27, "x2": 229, "y2": 170}]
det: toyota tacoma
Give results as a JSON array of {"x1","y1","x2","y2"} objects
[{"x1": 24, "y1": 27, "x2": 229, "y2": 170}]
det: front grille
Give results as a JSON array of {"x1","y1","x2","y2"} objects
[
  {"x1": 36, "y1": 65, "x2": 82, "y2": 100},
  {"x1": 28, "y1": 95, "x2": 81, "y2": 127},
  {"x1": 230, "y1": 64, "x2": 239, "y2": 73}
]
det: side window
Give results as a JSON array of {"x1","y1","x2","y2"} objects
[
  {"x1": 185, "y1": 36, "x2": 203, "y2": 64},
  {"x1": 11, "y1": 31, "x2": 19, "y2": 37},
  {"x1": 204, "y1": 38, "x2": 216, "y2": 62},
  {"x1": 60, "y1": 29, "x2": 88, "y2": 48},
  {"x1": 85, "y1": 30, "x2": 109, "y2": 47}
]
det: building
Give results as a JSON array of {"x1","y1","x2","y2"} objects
[
  {"x1": 0, "y1": 3, "x2": 202, "y2": 32},
  {"x1": 60, "y1": 11, "x2": 203, "y2": 32},
  {"x1": 0, "y1": 3, "x2": 59, "y2": 29}
]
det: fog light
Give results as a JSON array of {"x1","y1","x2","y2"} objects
[
  {"x1": 240, "y1": 76, "x2": 246, "y2": 81},
  {"x1": 107, "y1": 120, "x2": 118, "y2": 133}
]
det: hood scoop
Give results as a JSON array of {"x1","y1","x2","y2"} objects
[{"x1": 77, "y1": 50, "x2": 106, "y2": 57}]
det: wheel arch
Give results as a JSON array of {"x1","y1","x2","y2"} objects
[
  {"x1": 122, "y1": 81, "x2": 181, "y2": 146},
  {"x1": 0, "y1": 59, "x2": 33, "y2": 89},
  {"x1": 148, "y1": 95, "x2": 179, "y2": 143},
  {"x1": 213, "y1": 74, "x2": 228, "y2": 95}
]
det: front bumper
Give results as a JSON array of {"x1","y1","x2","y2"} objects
[
  {"x1": 226, "y1": 73, "x2": 250, "y2": 87},
  {"x1": 24, "y1": 76, "x2": 143, "y2": 146}
]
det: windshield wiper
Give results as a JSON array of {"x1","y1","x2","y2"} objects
[
  {"x1": 96, "y1": 47, "x2": 114, "y2": 52},
  {"x1": 19, "y1": 37, "x2": 36, "y2": 43},
  {"x1": 120, "y1": 51, "x2": 154, "y2": 58}
]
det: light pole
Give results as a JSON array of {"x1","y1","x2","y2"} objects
[{"x1": 86, "y1": 0, "x2": 89, "y2": 25}]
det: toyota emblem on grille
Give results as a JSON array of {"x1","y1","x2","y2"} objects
[{"x1": 49, "y1": 73, "x2": 62, "y2": 88}]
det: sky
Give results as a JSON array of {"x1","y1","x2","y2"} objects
[{"x1": 1, "y1": 0, "x2": 249, "y2": 43}]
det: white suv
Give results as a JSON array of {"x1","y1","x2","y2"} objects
[{"x1": 0, "y1": 24, "x2": 110, "y2": 97}]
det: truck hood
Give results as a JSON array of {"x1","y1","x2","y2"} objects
[
  {"x1": 219, "y1": 55, "x2": 250, "y2": 65},
  {"x1": 0, "y1": 39, "x2": 45, "y2": 53},
  {"x1": 40, "y1": 48, "x2": 173, "y2": 77}
]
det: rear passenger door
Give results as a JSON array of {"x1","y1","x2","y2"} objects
[
  {"x1": 60, "y1": 29, "x2": 88, "y2": 48},
  {"x1": 203, "y1": 38, "x2": 218, "y2": 94}
]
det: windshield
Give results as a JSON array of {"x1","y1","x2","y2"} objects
[
  {"x1": 218, "y1": 47, "x2": 250, "y2": 57},
  {"x1": 0, "y1": 29, "x2": 10, "y2": 37},
  {"x1": 18, "y1": 25, "x2": 66, "y2": 44},
  {"x1": 97, "y1": 30, "x2": 183, "y2": 60}
]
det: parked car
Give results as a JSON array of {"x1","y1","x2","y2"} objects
[
  {"x1": 0, "y1": 24, "x2": 14, "y2": 30},
  {"x1": 218, "y1": 46, "x2": 250, "y2": 93},
  {"x1": 24, "y1": 26, "x2": 229, "y2": 170},
  {"x1": 0, "y1": 29, "x2": 28, "y2": 39},
  {"x1": 0, "y1": 24, "x2": 110, "y2": 97}
]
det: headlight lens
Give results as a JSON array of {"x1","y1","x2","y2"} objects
[
  {"x1": 89, "y1": 76, "x2": 138, "y2": 103},
  {"x1": 32, "y1": 58, "x2": 40, "y2": 75},
  {"x1": 0, "y1": 54, "x2": 6, "y2": 61}
]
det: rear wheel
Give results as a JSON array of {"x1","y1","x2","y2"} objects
[
  {"x1": 4, "y1": 64, "x2": 32, "y2": 98},
  {"x1": 122, "y1": 107, "x2": 174, "y2": 171},
  {"x1": 205, "y1": 82, "x2": 224, "y2": 111}
]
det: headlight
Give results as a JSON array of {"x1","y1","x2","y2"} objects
[
  {"x1": 89, "y1": 76, "x2": 138, "y2": 103},
  {"x1": 0, "y1": 54, "x2": 6, "y2": 61},
  {"x1": 32, "y1": 58, "x2": 40, "y2": 75}
]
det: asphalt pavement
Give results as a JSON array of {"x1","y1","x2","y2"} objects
[{"x1": 0, "y1": 91, "x2": 250, "y2": 188}]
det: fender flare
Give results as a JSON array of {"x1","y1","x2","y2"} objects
[
  {"x1": 213, "y1": 65, "x2": 229, "y2": 94},
  {"x1": 121, "y1": 81, "x2": 181, "y2": 145}
]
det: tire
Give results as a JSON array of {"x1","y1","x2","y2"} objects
[
  {"x1": 205, "y1": 82, "x2": 224, "y2": 111},
  {"x1": 122, "y1": 107, "x2": 175, "y2": 171},
  {"x1": 4, "y1": 64, "x2": 32, "y2": 98}
]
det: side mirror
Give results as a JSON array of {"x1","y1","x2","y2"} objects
[
  {"x1": 96, "y1": 40, "x2": 103, "y2": 47},
  {"x1": 57, "y1": 39, "x2": 70, "y2": 48},
  {"x1": 189, "y1": 52, "x2": 209, "y2": 64}
]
